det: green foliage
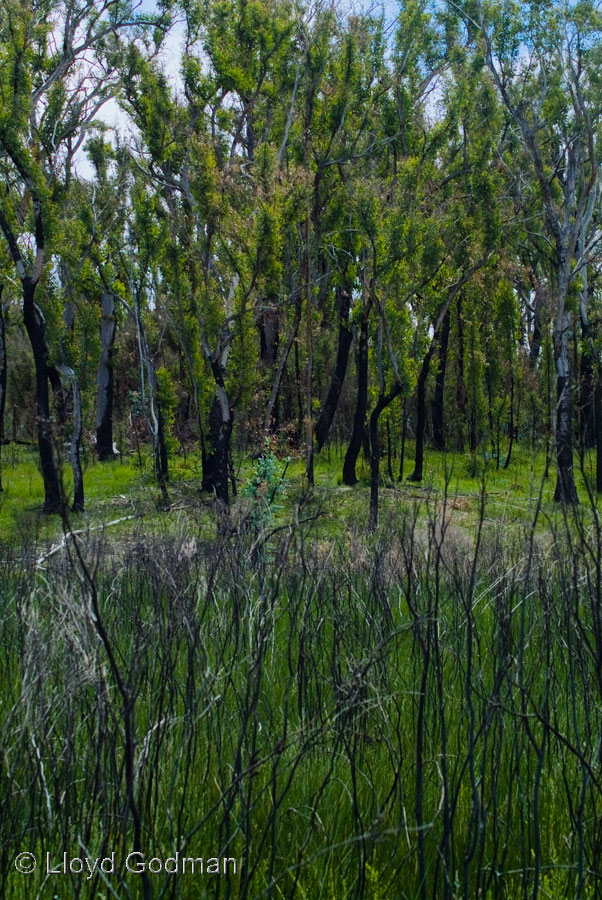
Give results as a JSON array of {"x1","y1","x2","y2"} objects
[
  {"x1": 155, "y1": 366, "x2": 178, "y2": 455},
  {"x1": 243, "y1": 442, "x2": 290, "y2": 527}
]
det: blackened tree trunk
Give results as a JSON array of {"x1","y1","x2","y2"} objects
[
  {"x1": 314, "y1": 286, "x2": 352, "y2": 451},
  {"x1": 304, "y1": 217, "x2": 314, "y2": 488},
  {"x1": 595, "y1": 369, "x2": 602, "y2": 494},
  {"x1": 408, "y1": 344, "x2": 436, "y2": 482},
  {"x1": 263, "y1": 294, "x2": 301, "y2": 433},
  {"x1": 410, "y1": 275, "x2": 479, "y2": 481},
  {"x1": 468, "y1": 320, "x2": 478, "y2": 453},
  {"x1": 343, "y1": 311, "x2": 370, "y2": 485},
  {"x1": 386, "y1": 417, "x2": 394, "y2": 482},
  {"x1": 369, "y1": 385, "x2": 402, "y2": 530},
  {"x1": 580, "y1": 332, "x2": 595, "y2": 450},
  {"x1": 0, "y1": 205, "x2": 62, "y2": 512},
  {"x1": 0, "y1": 290, "x2": 6, "y2": 492},
  {"x1": 398, "y1": 401, "x2": 407, "y2": 482},
  {"x1": 0, "y1": 185, "x2": 63, "y2": 511},
  {"x1": 23, "y1": 282, "x2": 62, "y2": 513},
  {"x1": 432, "y1": 305, "x2": 450, "y2": 451},
  {"x1": 503, "y1": 371, "x2": 515, "y2": 470},
  {"x1": 202, "y1": 354, "x2": 233, "y2": 509},
  {"x1": 455, "y1": 294, "x2": 467, "y2": 452},
  {"x1": 202, "y1": 392, "x2": 233, "y2": 507},
  {"x1": 579, "y1": 257, "x2": 595, "y2": 451},
  {"x1": 259, "y1": 306, "x2": 279, "y2": 365},
  {"x1": 96, "y1": 292, "x2": 117, "y2": 460},
  {"x1": 294, "y1": 339, "x2": 303, "y2": 446}
]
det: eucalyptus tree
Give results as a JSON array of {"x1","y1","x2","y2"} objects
[
  {"x1": 0, "y1": 0, "x2": 162, "y2": 511},
  {"x1": 82, "y1": 136, "x2": 129, "y2": 460},
  {"x1": 462, "y1": 0, "x2": 602, "y2": 502},
  {"x1": 405, "y1": 54, "x2": 503, "y2": 482},
  {"x1": 290, "y1": 8, "x2": 391, "y2": 484},
  {"x1": 120, "y1": 0, "x2": 305, "y2": 510},
  {"x1": 338, "y1": 0, "x2": 451, "y2": 489},
  {"x1": 111, "y1": 170, "x2": 172, "y2": 504}
]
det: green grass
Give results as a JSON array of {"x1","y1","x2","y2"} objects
[
  {"x1": 2, "y1": 438, "x2": 602, "y2": 548},
  {"x1": 1, "y1": 499, "x2": 601, "y2": 898}
]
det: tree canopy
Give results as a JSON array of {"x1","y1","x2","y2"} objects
[{"x1": 1, "y1": 0, "x2": 602, "y2": 524}]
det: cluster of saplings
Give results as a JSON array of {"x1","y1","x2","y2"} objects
[{"x1": 1, "y1": 0, "x2": 602, "y2": 526}]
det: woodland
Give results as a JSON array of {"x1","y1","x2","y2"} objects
[
  {"x1": 3, "y1": 1, "x2": 602, "y2": 899},
  {"x1": 1, "y1": 0, "x2": 602, "y2": 525}
]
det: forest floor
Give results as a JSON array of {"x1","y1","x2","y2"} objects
[{"x1": 1, "y1": 438, "x2": 599, "y2": 549}]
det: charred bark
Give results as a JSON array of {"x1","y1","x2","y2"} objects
[
  {"x1": 343, "y1": 311, "x2": 370, "y2": 486},
  {"x1": 432, "y1": 306, "x2": 450, "y2": 451},
  {"x1": 408, "y1": 343, "x2": 436, "y2": 483},
  {"x1": 369, "y1": 384, "x2": 402, "y2": 530},
  {"x1": 0, "y1": 290, "x2": 5, "y2": 492},
  {"x1": 202, "y1": 377, "x2": 233, "y2": 508},
  {"x1": 263, "y1": 294, "x2": 301, "y2": 434},
  {"x1": 23, "y1": 282, "x2": 62, "y2": 513},
  {"x1": 96, "y1": 292, "x2": 117, "y2": 460},
  {"x1": 259, "y1": 306, "x2": 280, "y2": 366},
  {"x1": 595, "y1": 370, "x2": 602, "y2": 494},
  {"x1": 398, "y1": 401, "x2": 407, "y2": 482},
  {"x1": 455, "y1": 294, "x2": 467, "y2": 452},
  {"x1": 314, "y1": 286, "x2": 352, "y2": 451},
  {"x1": 503, "y1": 371, "x2": 515, "y2": 470},
  {"x1": 580, "y1": 334, "x2": 595, "y2": 450}
]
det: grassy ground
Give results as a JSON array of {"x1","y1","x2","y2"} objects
[
  {"x1": 1, "y1": 476, "x2": 601, "y2": 899},
  {"x1": 2, "y1": 441, "x2": 602, "y2": 898},
  {"x1": 1, "y1": 437, "x2": 599, "y2": 548}
]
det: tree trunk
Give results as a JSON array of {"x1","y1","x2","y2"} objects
[
  {"x1": 155, "y1": 405, "x2": 169, "y2": 490},
  {"x1": 579, "y1": 286, "x2": 595, "y2": 451},
  {"x1": 529, "y1": 287, "x2": 543, "y2": 366},
  {"x1": 314, "y1": 286, "x2": 352, "y2": 451},
  {"x1": 131, "y1": 295, "x2": 169, "y2": 505},
  {"x1": 432, "y1": 305, "x2": 450, "y2": 451},
  {"x1": 263, "y1": 295, "x2": 301, "y2": 433},
  {"x1": 202, "y1": 352, "x2": 233, "y2": 510},
  {"x1": 0, "y1": 291, "x2": 6, "y2": 492},
  {"x1": 304, "y1": 218, "x2": 314, "y2": 487},
  {"x1": 553, "y1": 309, "x2": 578, "y2": 503},
  {"x1": 294, "y1": 339, "x2": 303, "y2": 446},
  {"x1": 503, "y1": 370, "x2": 514, "y2": 470},
  {"x1": 369, "y1": 385, "x2": 402, "y2": 530},
  {"x1": 343, "y1": 312, "x2": 370, "y2": 486},
  {"x1": 259, "y1": 306, "x2": 279, "y2": 365},
  {"x1": 96, "y1": 292, "x2": 117, "y2": 460},
  {"x1": 595, "y1": 369, "x2": 602, "y2": 494},
  {"x1": 23, "y1": 281, "x2": 62, "y2": 513},
  {"x1": 398, "y1": 401, "x2": 407, "y2": 482},
  {"x1": 408, "y1": 344, "x2": 436, "y2": 482},
  {"x1": 202, "y1": 391, "x2": 233, "y2": 508},
  {"x1": 386, "y1": 417, "x2": 393, "y2": 482},
  {"x1": 468, "y1": 320, "x2": 478, "y2": 452},
  {"x1": 455, "y1": 294, "x2": 467, "y2": 452},
  {"x1": 58, "y1": 365, "x2": 84, "y2": 512}
]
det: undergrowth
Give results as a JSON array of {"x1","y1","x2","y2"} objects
[{"x1": 1, "y1": 475, "x2": 602, "y2": 898}]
